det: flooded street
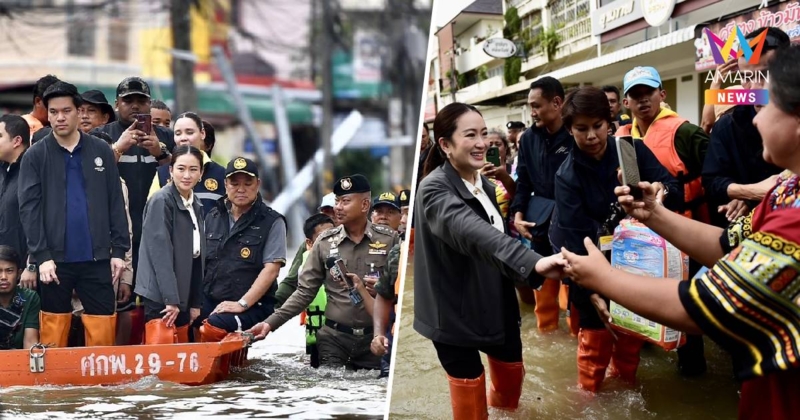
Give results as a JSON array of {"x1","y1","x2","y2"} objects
[
  {"x1": 390, "y1": 262, "x2": 741, "y2": 419},
  {"x1": 0, "y1": 258, "x2": 387, "y2": 419}
]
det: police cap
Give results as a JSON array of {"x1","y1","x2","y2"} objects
[
  {"x1": 226, "y1": 157, "x2": 259, "y2": 179},
  {"x1": 398, "y1": 189, "x2": 411, "y2": 207},
  {"x1": 334, "y1": 174, "x2": 370, "y2": 196},
  {"x1": 373, "y1": 191, "x2": 400, "y2": 211}
]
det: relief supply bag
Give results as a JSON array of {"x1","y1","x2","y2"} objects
[{"x1": 609, "y1": 219, "x2": 688, "y2": 351}]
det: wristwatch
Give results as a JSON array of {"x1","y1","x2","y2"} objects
[
  {"x1": 156, "y1": 143, "x2": 170, "y2": 161},
  {"x1": 237, "y1": 299, "x2": 249, "y2": 309},
  {"x1": 26, "y1": 263, "x2": 36, "y2": 273}
]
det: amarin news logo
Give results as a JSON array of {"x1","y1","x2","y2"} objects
[{"x1": 703, "y1": 27, "x2": 769, "y2": 106}]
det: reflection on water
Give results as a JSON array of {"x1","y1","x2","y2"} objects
[
  {"x1": 390, "y1": 263, "x2": 740, "y2": 419},
  {"x1": 1, "y1": 262, "x2": 387, "y2": 420}
]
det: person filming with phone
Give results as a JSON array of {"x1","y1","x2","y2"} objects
[
  {"x1": 248, "y1": 174, "x2": 399, "y2": 371},
  {"x1": 550, "y1": 86, "x2": 680, "y2": 393}
]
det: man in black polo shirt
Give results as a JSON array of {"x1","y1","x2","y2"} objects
[{"x1": 19, "y1": 82, "x2": 129, "y2": 348}]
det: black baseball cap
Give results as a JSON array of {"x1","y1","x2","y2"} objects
[
  {"x1": 373, "y1": 192, "x2": 400, "y2": 211},
  {"x1": 398, "y1": 189, "x2": 411, "y2": 207},
  {"x1": 226, "y1": 157, "x2": 259, "y2": 178},
  {"x1": 116, "y1": 77, "x2": 151, "y2": 98},
  {"x1": 506, "y1": 121, "x2": 525, "y2": 130},
  {"x1": 81, "y1": 90, "x2": 116, "y2": 122}
]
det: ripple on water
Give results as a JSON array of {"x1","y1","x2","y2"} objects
[{"x1": 391, "y1": 264, "x2": 740, "y2": 420}]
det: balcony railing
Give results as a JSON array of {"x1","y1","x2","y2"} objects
[
  {"x1": 556, "y1": 17, "x2": 591, "y2": 47},
  {"x1": 454, "y1": 31, "x2": 502, "y2": 73},
  {"x1": 455, "y1": 76, "x2": 504, "y2": 103}
]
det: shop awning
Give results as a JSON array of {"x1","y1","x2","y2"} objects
[{"x1": 467, "y1": 24, "x2": 699, "y2": 104}]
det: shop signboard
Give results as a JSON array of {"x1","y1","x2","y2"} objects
[
  {"x1": 695, "y1": 1, "x2": 800, "y2": 71},
  {"x1": 482, "y1": 38, "x2": 518, "y2": 58},
  {"x1": 642, "y1": 0, "x2": 677, "y2": 28}
]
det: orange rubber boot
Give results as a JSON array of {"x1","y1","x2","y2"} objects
[
  {"x1": 128, "y1": 306, "x2": 145, "y2": 345},
  {"x1": 174, "y1": 325, "x2": 190, "y2": 343},
  {"x1": 447, "y1": 372, "x2": 489, "y2": 420},
  {"x1": 144, "y1": 319, "x2": 176, "y2": 345},
  {"x1": 487, "y1": 357, "x2": 525, "y2": 410},
  {"x1": 534, "y1": 279, "x2": 560, "y2": 332},
  {"x1": 199, "y1": 320, "x2": 229, "y2": 342},
  {"x1": 408, "y1": 228, "x2": 415, "y2": 256},
  {"x1": 82, "y1": 314, "x2": 117, "y2": 347},
  {"x1": 40, "y1": 311, "x2": 72, "y2": 348},
  {"x1": 608, "y1": 332, "x2": 645, "y2": 384},
  {"x1": 577, "y1": 328, "x2": 614, "y2": 393}
]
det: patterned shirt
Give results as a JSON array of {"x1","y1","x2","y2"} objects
[{"x1": 678, "y1": 171, "x2": 800, "y2": 380}]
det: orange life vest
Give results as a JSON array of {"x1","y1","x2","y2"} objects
[{"x1": 616, "y1": 117, "x2": 709, "y2": 222}]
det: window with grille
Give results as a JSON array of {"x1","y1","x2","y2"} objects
[
  {"x1": 488, "y1": 65, "x2": 503, "y2": 79},
  {"x1": 521, "y1": 10, "x2": 543, "y2": 47},
  {"x1": 549, "y1": 0, "x2": 591, "y2": 44},
  {"x1": 67, "y1": 2, "x2": 96, "y2": 57},
  {"x1": 108, "y1": 20, "x2": 129, "y2": 61}
]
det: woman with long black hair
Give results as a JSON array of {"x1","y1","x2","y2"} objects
[
  {"x1": 135, "y1": 145, "x2": 206, "y2": 344},
  {"x1": 413, "y1": 102, "x2": 565, "y2": 419}
]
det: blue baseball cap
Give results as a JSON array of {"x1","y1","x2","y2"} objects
[{"x1": 623, "y1": 66, "x2": 662, "y2": 95}]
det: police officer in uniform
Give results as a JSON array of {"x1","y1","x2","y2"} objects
[
  {"x1": 249, "y1": 174, "x2": 399, "y2": 370},
  {"x1": 198, "y1": 157, "x2": 287, "y2": 341}
]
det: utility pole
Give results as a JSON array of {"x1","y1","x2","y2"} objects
[
  {"x1": 319, "y1": 0, "x2": 335, "y2": 196},
  {"x1": 171, "y1": 0, "x2": 197, "y2": 115}
]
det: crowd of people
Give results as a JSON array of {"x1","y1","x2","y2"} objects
[
  {"x1": 412, "y1": 26, "x2": 799, "y2": 420},
  {"x1": 0, "y1": 72, "x2": 407, "y2": 378}
]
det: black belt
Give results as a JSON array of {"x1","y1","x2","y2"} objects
[{"x1": 325, "y1": 320, "x2": 373, "y2": 337}]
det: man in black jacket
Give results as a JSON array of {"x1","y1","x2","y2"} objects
[
  {"x1": 91, "y1": 77, "x2": 175, "y2": 313},
  {"x1": 0, "y1": 115, "x2": 32, "y2": 282},
  {"x1": 511, "y1": 76, "x2": 572, "y2": 332},
  {"x1": 18, "y1": 82, "x2": 130, "y2": 348}
]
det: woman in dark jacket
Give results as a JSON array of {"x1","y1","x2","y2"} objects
[
  {"x1": 135, "y1": 145, "x2": 206, "y2": 344},
  {"x1": 414, "y1": 103, "x2": 565, "y2": 420},
  {"x1": 550, "y1": 87, "x2": 680, "y2": 393}
]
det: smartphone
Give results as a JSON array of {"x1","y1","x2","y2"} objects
[
  {"x1": 486, "y1": 146, "x2": 501, "y2": 167},
  {"x1": 135, "y1": 114, "x2": 152, "y2": 137},
  {"x1": 334, "y1": 259, "x2": 355, "y2": 289},
  {"x1": 615, "y1": 136, "x2": 643, "y2": 199}
]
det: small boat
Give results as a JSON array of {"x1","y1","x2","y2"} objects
[{"x1": 3, "y1": 333, "x2": 250, "y2": 387}]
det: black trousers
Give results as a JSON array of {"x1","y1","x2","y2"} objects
[
  {"x1": 142, "y1": 297, "x2": 191, "y2": 328},
  {"x1": 432, "y1": 284, "x2": 523, "y2": 379},
  {"x1": 40, "y1": 260, "x2": 115, "y2": 315}
]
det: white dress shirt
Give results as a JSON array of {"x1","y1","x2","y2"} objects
[
  {"x1": 462, "y1": 173, "x2": 505, "y2": 233},
  {"x1": 181, "y1": 192, "x2": 201, "y2": 258}
]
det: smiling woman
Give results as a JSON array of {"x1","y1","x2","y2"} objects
[{"x1": 414, "y1": 102, "x2": 567, "y2": 419}]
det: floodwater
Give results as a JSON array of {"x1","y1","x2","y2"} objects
[
  {"x1": 0, "y1": 259, "x2": 388, "y2": 420},
  {"x1": 389, "y1": 262, "x2": 741, "y2": 419}
]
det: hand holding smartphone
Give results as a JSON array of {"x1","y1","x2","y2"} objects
[
  {"x1": 135, "y1": 114, "x2": 152, "y2": 138},
  {"x1": 615, "y1": 136, "x2": 643, "y2": 199},
  {"x1": 485, "y1": 146, "x2": 501, "y2": 167}
]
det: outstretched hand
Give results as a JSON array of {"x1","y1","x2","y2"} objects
[
  {"x1": 561, "y1": 237, "x2": 612, "y2": 289},
  {"x1": 534, "y1": 254, "x2": 568, "y2": 280}
]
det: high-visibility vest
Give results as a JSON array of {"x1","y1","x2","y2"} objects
[{"x1": 616, "y1": 118, "x2": 709, "y2": 222}]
